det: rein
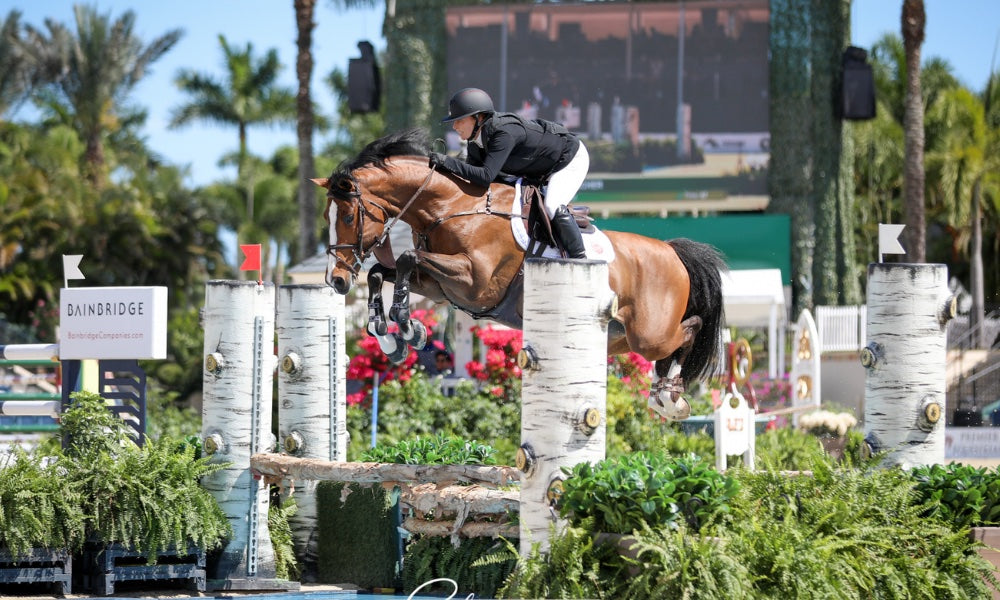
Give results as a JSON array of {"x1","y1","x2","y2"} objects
[
  {"x1": 327, "y1": 165, "x2": 436, "y2": 277},
  {"x1": 327, "y1": 158, "x2": 524, "y2": 276}
]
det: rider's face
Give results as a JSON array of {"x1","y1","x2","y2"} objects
[{"x1": 451, "y1": 115, "x2": 477, "y2": 141}]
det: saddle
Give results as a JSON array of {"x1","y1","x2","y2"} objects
[{"x1": 521, "y1": 184, "x2": 594, "y2": 251}]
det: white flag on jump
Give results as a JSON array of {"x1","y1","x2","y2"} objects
[
  {"x1": 878, "y1": 224, "x2": 906, "y2": 262},
  {"x1": 63, "y1": 254, "x2": 85, "y2": 288}
]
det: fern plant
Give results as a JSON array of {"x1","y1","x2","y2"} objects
[
  {"x1": 59, "y1": 391, "x2": 231, "y2": 562},
  {"x1": 498, "y1": 521, "x2": 623, "y2": 599},
  {"x1": 269, "y1": 497, "x2": 299, "y2": 581},
  {"x1": 0, "y1": 448, "x2": 86, "y2": 556},
  {"x1": 726, "y1": 463, "x2": 997, "y2": 599},
  {"x1": 403, "y1": 535, "x2": 515, "y2": 598}
]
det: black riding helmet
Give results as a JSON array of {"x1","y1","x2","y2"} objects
[{"x1": 441, "y1": 88, "x2": 495, "y2": 123}]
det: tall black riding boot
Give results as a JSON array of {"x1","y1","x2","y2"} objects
[{"x1": 551, "y1": 205, "x2": 587, "y2": 259}]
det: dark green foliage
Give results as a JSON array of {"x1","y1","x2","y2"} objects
[
  {"x1": 0, "y1": 448, "x2": 86, "y2": 556},
  {"x1": 508, "y1": 462, "x2": 997, "y2": 599},
  {"x1": 316, "y1": 481, "x2": 399, "y2": 589},
  {"x1": 347, "y1": 370, "x2": 520, "y2": 463},
  {"x1": 499, "y1": 522, "x2": 621, "y2": 599},
  {"x1": 361, "y1": 432, "x2": 498, "y2": 465},
  {"x1": 268, "y1": 496, "x2": 299, "y2": 581},
  {"x1": 143, "y1": 382, "x2": 202, "y2": 443},
  {"x1": 911, "y1": 463, "x2": 1000, "y2": 529},
  {"x1": 560, "y1": 453, "x2": 739, "y2": 534},
  {"x1": 726, "y1": 463, "x2": 996, "y2": 599},
  {"x1": 620, "y1": 523, "x2": 755, "y2": 600},
  {"x1": 403, "y1": 535, "x2": 516, "y2": 599},
  {"x1": 60, "y1": 391, "x2": 231, "y2": 562},
  {"x1": 753, "y1": 424, "x2": 829, "y2": 470}
]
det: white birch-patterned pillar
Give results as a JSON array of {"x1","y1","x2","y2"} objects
[
  {"x1": 201, "y1": 280, "x2": 279, "y2": 587},
  {"x1": 517, "y1": 258, "x2": 616, "y2": 556},
  {"x1": 862, "y1": 264, "x2": 956, "y2": 468},
  {"x1": 276, "y1": 284, "x2": 347, "y2": 578}
]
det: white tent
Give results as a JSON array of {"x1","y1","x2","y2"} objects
[{"x1": 720, "y1": 269, "x2": 788, "y2": 377}]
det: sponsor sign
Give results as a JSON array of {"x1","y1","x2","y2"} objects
[
  {"x1": 59, "y1": 287, "x2": 168, "y2": 359},
  {"x1": 945, "y1": 427, "x2": 1000, "y2": 459}
]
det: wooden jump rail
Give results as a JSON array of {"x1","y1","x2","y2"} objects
[{"x1": 250, "y1": 454, "x2": 521, "y2": 540}]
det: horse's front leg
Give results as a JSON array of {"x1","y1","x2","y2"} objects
[
  {"x1": 366, "y1": 265, "x2": 390, "y2": 336},
  {"x1": 387, "y1": 250, "x2": 428, "y2": 350},
  {"x1": 366, "y1": 265, "x2": 409, "y2": 364}
]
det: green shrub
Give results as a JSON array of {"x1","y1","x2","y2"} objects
[
  {"x1": 269, "y1": 497, "x2": 299, "y2": 581},
  {"x1": 60, "y1": 391, "x2": 231, "y2": 561},
  {"x1": 362, "y1": 432, "x2": 498, "y2": 465},
  {"x1": 403, "y1": 535, "x2": 515, "y2": 598},
  {"x1": 559, "y1": 453, "x2": 739, "y2": 534},
  {"x1": 619, "y1": 523, "x2": 754, "y2": 599},
  {"x1": 0, "y1": 448, "x2": 87, "y2": 555},
  {"x1": 347, "y1": 371, "x2": 519, "y2": 463},
  {"x1": 910, "y1": 463, "x2": 1000, "y2": 529},
  {"x1": 727, "y1": 463, "x2": 996, "y2": 599},
  {"x1": 499, "y1": 521, "x2": 621, "y2": 599}
]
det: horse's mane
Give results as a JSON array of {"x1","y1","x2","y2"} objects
[{"x1": 335, "y1": 128, "x2": 431, "y2": 176}]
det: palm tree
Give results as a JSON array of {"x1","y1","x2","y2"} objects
[
  {"x1": 170, "y1": 35, "x2": 297, "y2": 223},
  {"x1": 901, "y1": 0, "x2": 926, "y2": 262},
  {"x1": 293, "y1": 0, "x2": 376, "y2": 265},
  {"x1": 294, "y1": 0, "x2": 318, "y2": 265},
  {"x1": 18, "y1": 5, "x2": 181, "y2": 185},
  {"x1": 926, "y1": 81, "x2": 1000, "y2": 347},
  {"x1": 0, "y1": 10, "x2": 30, "y2": 119}
]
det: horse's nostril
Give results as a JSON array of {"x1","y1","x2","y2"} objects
[{"x1": 332, "y1": 277, "x2": 350, "y2": 294}]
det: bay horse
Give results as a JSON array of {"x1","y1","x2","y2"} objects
[{"x1": 312, "y1": 129, "x2": 727, "y2": 421}]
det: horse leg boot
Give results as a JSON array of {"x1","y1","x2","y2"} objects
[
  {"x1": 648, "y1": 316, "x2": 703, "y2": 421},
  {"x1": 551, "y1": 205, "x2": 587, "y2": 259},
  {"x1": 388, "y1": 251, "x2": 427, "y2": 349},
  {"x1": 365, "y1": 267, "x2": 408, "y2": 364},
  {"x1": 366, "y1": 268, "x2": 389, "y2": 336}
]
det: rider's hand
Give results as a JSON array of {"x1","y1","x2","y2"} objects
[{"x1": 429, "y1": 152, "x2": 447, "y2": 169}]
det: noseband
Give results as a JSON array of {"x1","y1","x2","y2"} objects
[
  {"x1": 325, "y1": 175, "x2": 386, "y2": 281},
  {"x1": 325, "y1": 164, "x2": 437, "y2": 285}
]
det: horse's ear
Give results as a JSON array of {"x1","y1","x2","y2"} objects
[{"x1": 310, "y1": 177, "x2": 330, "y2": 188}]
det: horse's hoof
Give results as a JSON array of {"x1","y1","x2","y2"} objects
[
  {"x1": 647, "y1": 394, "x2": 691, "y2": 421},
  {"x1": 385, "y1": 335, "x2": 409, "y2": 365},
  {"x1": 402, "y1": 320, "x2": 427, "y2": 348}
]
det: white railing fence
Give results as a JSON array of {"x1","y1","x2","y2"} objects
[{"x1": 815, "y1": 305, "x2": 867, "y2": 353}]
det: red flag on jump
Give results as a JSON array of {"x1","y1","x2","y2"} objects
[{"x1": 239, "y1": 244, "x2": 261, "y2": 272}]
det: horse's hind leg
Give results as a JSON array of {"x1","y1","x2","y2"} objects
[
  {"x1": 387, "y1": 250, "x2": 427, "y2": 350},
  {"x1": 648, "y1": 316, "x2": 703, "y2": 421}
]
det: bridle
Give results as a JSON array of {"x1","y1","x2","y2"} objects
[{"x1": 325, "y1": 164, "x2": 437, "y2": 285}]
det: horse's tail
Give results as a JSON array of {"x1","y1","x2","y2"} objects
[{"x1": 667, "y1": 238, "x2": 727, "y2": 384}]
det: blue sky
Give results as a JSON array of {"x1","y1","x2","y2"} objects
[{"x1": 10, "y1": 1, "x2": 1000, "y2": 188}]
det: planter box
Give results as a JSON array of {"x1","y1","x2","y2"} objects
[
  {"x1": 0, "y1": 547, "x2": 72, "y2": 594},
  {"x1": 81, "y1": 541, "x2": 205, "y2": 595},
  {"x1": 970, "y1": 527, "x2": 1000, "y2": 600}
]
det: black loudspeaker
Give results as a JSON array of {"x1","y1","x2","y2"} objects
[
  {"x1": 840, "y1": 46, "x2": 876, "y2": 120},
  {"x1": 348, "y1": 41, "x2": 380, "y2": 114}
]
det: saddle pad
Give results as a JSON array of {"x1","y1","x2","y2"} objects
[{"x1": 510, "y1": 181, "x2": 616, "y2": 263}]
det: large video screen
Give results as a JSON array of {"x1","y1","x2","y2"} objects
[{"x1": 445, "y1": 1, "x2": 770, "y2": 210}]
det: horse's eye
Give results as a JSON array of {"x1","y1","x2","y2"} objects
[
  {"x1": 342, "y1": 212, "x2": 354, "y2": 225},
  {"x1": 338, "y1": 179, "x2": 353, "y2": 192}
]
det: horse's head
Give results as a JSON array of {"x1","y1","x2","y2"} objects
[
  {"x1": 312, "y1": 171, "x2": 389, "y2": 294},
  {"x1": 313, "y1": 128, "x2": 433, "y2": 294}
]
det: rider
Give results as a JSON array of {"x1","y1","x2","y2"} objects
[{"x1": 430, "y1": 87, "x2": 588, "y2": 259}]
